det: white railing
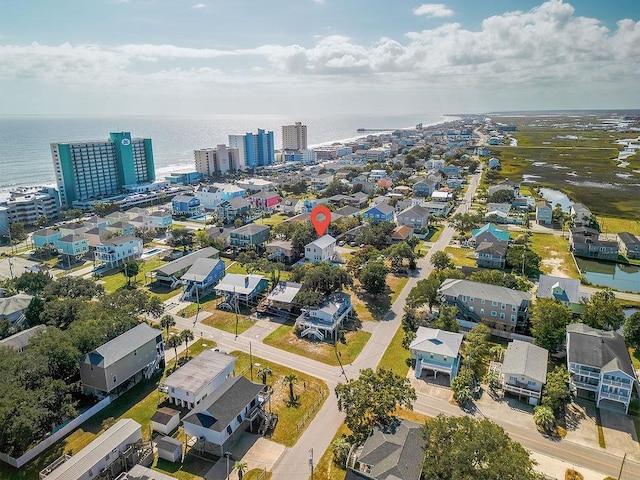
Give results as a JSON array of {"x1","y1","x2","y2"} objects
[
  {"x1": 599, "y1": 390, "x2": 630, "y2": 403},
  {"x1": 601, "y1": 377, "x2": 631, "y2": 388},
  {"x1": 572, "y1": 379, "x2": 599, "y2": 391},
  {"x1": 570, "y1": 366, "x2": 600, "y2": 379},
  {"x1": 503, "y1": 383, "x2": 541, "y2": 398}
]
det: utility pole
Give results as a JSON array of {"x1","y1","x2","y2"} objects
[
  {"x1": 309, "y1": 448, "x2": 314, "y2": 480},
  {"x1": 250, "y1": 341, "x2": 254, "y2": 382},
  {"x1": 234, "y1": 285, "x2": 239, "y2": 340},
  {"x1": 194, "y1": 283, "x2": 200, "y2": 325}
]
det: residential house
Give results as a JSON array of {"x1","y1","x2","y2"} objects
[
  {"x1": 488, "y1": 179, "x2": 520, "y2": 197},
  {"x1": 150, "y1": 407, "x2": 181, "y2": 436},
  {"x1": 294, "y1": 197, "x2": 328, "y2": 214},
  {"x1": 79, "y1": 322, "x2": 165, "y2": 397},
  {"x1": 475, "y1": 240, "x2": 508, "y2": 269},
  {"x1": 334, "y1": 205, "x2": 361, "y2": 218},
  {"x1": 218, "y1": 196, "x2": 251, "y2": 224},
  {"x1": 352, "y1": 176, "x2": 377, "y2": 195},
  {"x1": 390, "y1": 225, "x2": 414, "y2": 242},
  {"x1": 346, "y1": 192, "x2": 369, "y2": 208},
  {"x1": 396, "y1": 204, "x2": 430, "y2": 230},
  {"x1": 570, "y1": 203, "x2": 592, "y2": 226},
  {"x1": 229, "y1": 223, "x2": 270, "y2": 249},
  {"x1": 145, "y1": 210, "x2": 173, "y2": 230},
  {"x1": 236, "y1": 178, "x2": 276, "y2": 192},
  {"x1": 215, "y1": 273, "x2": 268, "y2": 305},
  {"x1": 537, "y1": 274, "x2": 589, "y2": 314},
  {"x1": 266, "y1": 240, "x2": 297, "y2": 263},
  {"x1": 106, "y1": 220, "x2": 135, "y2": 237},
  {"x1": 391, "y1": 185, "x2": 412, "y2": 197},
  {"x1": 310, "y1": 173, "x2": 334, "y2": 192},
  {"x1": 0, "y1": 324, "x2": 45, "y2": 351},
  {"x1": 276, "y1": 196, "x2": 297, "y2": 214},
  {"x1": 566, "y1": 323, "x2": 637, "y2": 413},
  {"x1": 618, "y1": 232, "x2": 640, "y2": 259},
  {"x1": 94, "y1": 235, "x2": 143, "y2": 269},
  {"x1": 535, "y1": 201, "x2": 553, "y2": 225},
  {"x1": 305, "y1": 235, "x2": 337, "y2": 263},
  {"x1": 148, "y1": 246, "x2": 219, "y2": 289},
  {"x1": 161, "y1": 349, "x2": 236, "y2": 409},
  {"x1": 422, "y1": 201, "x2": 453, "y2": 217},
  {"x1": 345, "y1": 419, "x2": 423, "y2": 480},
  {"x1": 264, "y1": 281, "x2": 303, "y2": 314},
  {"x1": 182, "y1": 376, "x2": 269, "y2": 457},
  {"x1": 471, "y1": 223, "x2": 510, "y2": 245},
  {"x1": 83, "y1": 215, "x2": 109, "y2": 230},
  {"x1": 569, "y1": 227, "x2": 619, "y2": 261},
  {"x1": 409, "y1": 327, "x2": 463, "y2": 383},
  {"x1": 0, "y1": 294, "x2": 34, "y2": 326},
  {"x1": 412, "y1": 179, "x2": 435, "y2": 197},
  {"x1": 171, "y1": 195, "x2": 203, "y2": 217},
  {"x1": 41, "y1": 419, "x2": 143, "y2": 480},
  {"x1": 180, "y1": 258, "x2": 226, "y2": 300},
  {"x1": 430, "y1": 190, "x2": 453, "y2": 202},
  {"x1": 487, "y1": 203, "x2": 512, "y2": 215},
  {"x1": 56, "y1": 234, "x2": 89, "y2": 259},
  {"x1": 438, "y1": 279, "x2": 532, "y2": 332},
  {"x1": 248, "y1": 190, "x2": 280, "y2": 211},
  {"x1": 58, "y1": 221, "x2": 87, "y2": 237},
  {"x1": 500, "y1": 340, "x2": 548, "y2": 405},
  {"x1": 295, "y1": 292, "x2": 352, "y2": 342},
  {"x1": 488, "y1": 157, "x2": 500, "y2": 169},
  {"x1": 32, "y1": 228, "x2": 62, "y2": 248},
  {"x1": 362, "y1": 202, "x2": 395, "y2": 223}
]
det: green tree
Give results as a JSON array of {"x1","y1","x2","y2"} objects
[
  {"x1": 581, "y1": 289, "x2": 625, "y2": 331},
  {"x1": 623, "y1": 312, "x2": 640, "y2": 350},
  {"x1": 34, "y1": 215, "x2": 49, "y2": 229},
  {"x1": 533, "y1": 405, "x2": 556, "y2": 433},
  {"x1": 505, "y1": 245, "x2": 541, "y2": 277},
  {"x1": 541, "y1": 366, "x2": 570, "y2": 415},
  {"x1": 9, "y1": 222, "x2": 27, "y2": 242},
  {"x1": 487, "y1": 368, "x2": 501, "y2": 392},
  {"x1": 354, "y1": 221, "x2": 395, "y2": 250},
  {"x1": 450, "y1": 212, "x2": 483, "y2": 235},
  {"x1": 335, "y1": 368, "x2": 416, "y2": 442},
  {"x1": 430, "y1": 251, "x2": 453, "y2": 270},
  {"x1": 346, "y1": 245, "x2": 380, "y2": 277},
  {"x1": 92, "y1": 201, "x2": 120, "y2": 216},
  {"x1": 43, "y1": 276, "x2": 104, "y2": 300},
  {"x1": 464, "y1": 323, "x2": 491, "y2": 379},
  {"x1": 24, "y1": 296, "x2": 46, "y2": 327},
  {"x1": 170, "y1": 228, "x2": 195, "y2": 254},
  {"x1": 530, "y1": 298, "x2": 572, "y2": 352},
  {"x1": 432, "y1": 304, "x2": 459, "y2": 333},
  {"x1": 422, "y1": 416, "x2": 540, "y2": 480},
  {"x1": 122, "y1": 260, "x2": 140, "y2": 287},
  {"x1": 406, "y1": 276, "x2": 441, "y2": 312},
  {"x1": 180, "y1": 329, "x2": 195, "y2": 360},
  {"x1": 160, "y1": 314, "x2": 176, "y2": 338},
  {"x1": 331, "y1": 435, "x2": 352, "y2": 468},
  {"x1": 359, "y1": 260, "x2": 389, "y2": 295},
  {"x1": 11, "y1": 270, "x2": 53, "y2": 295},
  {"x1": 234, "y1": 217, "x2": 244, "y2": 228},
  {"x1": 135, "y1": 227, "x2": 157, "y2": 244},
  {"x1": 283, "y1": 372, "x2": 298, "y2": 404},
  {"x1": 488, "y1": 189, "x2": 515, "y2": 204},
  {"x1": 234, "y1": 461, "x2": 248, "y2": 480},
  {"x1": 257, "y1": 365, "x2": 273, "y2": 385},
  {"x1": 384, "y1": 242, "x2": 416, "y2": 270},
  {"x1": 166, "y1": 335, "x2": 181, "y2": 362}
]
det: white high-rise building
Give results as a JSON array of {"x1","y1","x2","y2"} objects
[
  {"x1": 282, "y1": 122, "x2": 308, "y2": 151},
  {"x1": 194, "y1": 145, "x2": 241, "y2": 176}
]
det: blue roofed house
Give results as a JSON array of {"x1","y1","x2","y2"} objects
[
  {"x1": 409, "y1": 327, "x2": 463, "y2": 384},
  {"x1": 362, "y1": 202, "x2": 395, "y2": 223},
  {"x1": 471, "y1": 223, "x2": 510, "y2": 245},
  {"x1": 172, "y1": 195, "x2": 203, "y2": 216},
  {"x1": 180, "y1": 258, "x2": 226, "y2": 301},
  {"x1": 32, "y1": 228, "x2": 62, "y2": 248}
]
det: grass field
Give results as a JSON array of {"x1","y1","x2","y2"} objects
[
  {"x1": 377, "y1": 323, "x2": 411, "y2": 377},
  {"x1": 347, "y1": 274, "x2": 408, "y2": 322},
  {"x1": 597, "y1": 216, "x2": 640, "y2": 236},
  {"x1": 263, "y1": 324, "x2": 371, "y2": 366},
  {"x1": 529, "y1": 233, "x2": 580, "y2": 278},
  {"x1": 99, "y1": 258, "x2": 167, "y2": 293},
  {"x1": 444, "y1": 246, "x2": 477, "y2": 268},
  {"x1": 254, "y1": 214, "x2": 289, "y2": 227}
]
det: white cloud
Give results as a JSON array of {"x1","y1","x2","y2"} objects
[
  {"x1": 413, "y1": 4, "x2": 454, "y2": 18},
  {"x1": 192, "y1": 3, "x2": 206, "y2": 8}
]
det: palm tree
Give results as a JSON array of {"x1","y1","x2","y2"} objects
[
  {"x1": 489, "y1": 344, "x2": 505, "y2": 362},
  {"x1": 257, "y1": 366, "x2": 273, "y2": 385},
  {"x1": 283, "y1": 372, "x2": 298, "y2": 404},
  {"x1": 160, "y1": 314, "x2": 176, "y2": 339},
  {"x1": 180, "y1": 329, "x2": 194, "y2": 360},
  {"x1": 234, "y1": 461, "x2": 248, "y2": 480},
  {"x1": 533, "y1": 405, "x2": 556, "y2": 433},
  {"x1": 166, "y1": 335, "x2": 181, "y2": 364}
]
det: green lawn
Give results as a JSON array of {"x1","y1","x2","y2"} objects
[
  {"x1": 254, "y1": 214, "x2": 289, "y2": 227},
  {"x1": 378, "y1": 323, "x2": 411, "y2": 377},
  {"x1": 263, "y1": 325, "x2": 371, "y2": 366},
  {"x1": 629, "y1": 348, "x2": 640, "y2": 370},
  {"x1": 529, "y1": 233, "x2": 580, "y2": 278},
  {"x1": 99, "y1": 258, "x2": 167, "y2": 293},
  {"x1": 200, "y1": 310, "x2": 256, "y2": 335},
  {"x1": 347, "y1": 274, "x2": 408, "y2": 322},
  {"x1": 444, "y1": 246, "x2": 477, "y2": 268},
  {"x1": 313, "y1": 424, "x2": 352, "y2": 480},
  {"x1": 597, "y1": 216, "x2": 640, "y2": 236},
  {"x1": 231, "y1": 351, "x2": 330, "y2": 447}
]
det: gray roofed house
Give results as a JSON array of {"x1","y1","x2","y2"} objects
[
  {"x1": 162, "y1": 349, "x2": 236, "y2": 409},
  {"x1": 266, "y1": 281, "x2": 303, "y2": 310},
  {"x1": 566, "y1": 323, "x2": 637, "y2": 413},
  {"x1": 0, "y1": 293, "x2": 34, "y2": 326},
  {"x1": 500, "y1": 340, "x2": 548, "y2": 403},
  {"x1": 215, "y1": 273, "x2": 269, "y2": 304},
  {"x1": 79, "y1": 323, "x2": 164, "y2": 397},
  {"x1": 149, "y1": 246, "x2": 219, "y2": 288},
  {"x1": 618, "y1": 232, "x2": 640, "y2": 259},
  {"x1": 182, "y1": 376, "x2": 268, "y2": 457},
  {"x1": 334, "y1": 205, "x2": 361, "y2": 217},
  {"x1": 346, "y1": 419, "x2": 424, "y2": 480},
  {"x1": 537, "y1": 274, "x2": 589, "y2": 313},
  {"x1": 0, "y1": 324, "x2": 46, "y2": 351},
  {"x1": 229, "y1": 223, "x2": 271, "y2": 249},
  {"x1": 475, "y1": 240, "x2": 507, "y2": 269},
  {"x1": 409, "y1": 327, "x2": 463, "y2": 382}
]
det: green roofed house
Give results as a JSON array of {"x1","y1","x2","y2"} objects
[{"x1": 471, "y1": 223, "x2": 510, "y2": 244}]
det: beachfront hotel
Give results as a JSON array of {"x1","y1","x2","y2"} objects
[
  {"x1": 194, "y1": 144, "x2": 241, "y2": 176},
  {"x1": 282, "y1": 121, "x2": 308, "y2": 151},
  {"x1": 228, "y1": 129, "x2": 275, "y2": 169},
  {"x1": 51, "y1": 132, "x2": 155, "y2": 208}
]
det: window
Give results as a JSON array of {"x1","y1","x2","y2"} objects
[
  {"x1": 112, "y1": 375, "x2": 117, "y2": 383},
  {"x1": 527, "y1": 381, "x2": 535, "y2": 386},
  {"x1": 226, "y1": 425, "x2": 232, "y2": 435},
  {"x1": 480, "y1": 308, "x2": 484, "y2": 314},
  {"x1": 134, "y1": 349, "x2": 137, "y2": 356},
  {"x1": 500, "y1": 313, "x2": 505, "y2": 320},
  {"x1": 501, "y1": 303, "x2": 506, "y2": 310},
  {"x1": 512, "y1": 306, "x2": 517, "y2": 312},
  {"x1": 237, "y1": 415, "x2": 243, "y2": 423},
  {"x1": 469, "y1": 297, "x2": 474, "y2": 302},
  {"x1": 462, "y1": 295, "x2": 467, "y2": 302},
  {"x1": 469, "y1": 306, "x2": 474, "y2": 312},
  {"x1": 492, "y1": 301, "x2": 498, "y2": 306},
  {"x1": 511, "y1": 315, "x2": 516, "y2": 321},
  {"x1": 443, "y1": 357, "x2": 447, "y2": 361},
  {"x1": 491, "y1": 311, "x2": 497, "y2": 317}
]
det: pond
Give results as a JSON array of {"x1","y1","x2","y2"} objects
[
  {"x1": 539, "y1": 187, "x2": 574, "y2": 212},
  {"x1": 576, "y1": 257, "x2": 640, "y2": 294}
]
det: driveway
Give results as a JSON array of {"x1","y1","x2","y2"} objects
[{"x1": 599, "y1": 409, "x2": 640, "y2": 460}]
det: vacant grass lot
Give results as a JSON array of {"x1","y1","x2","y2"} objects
[
  {"x1": 232, "y1": 351, "x2": 329, "y2": 446},
  {"x1": 347, "y1": 274, "x2": 409, "y2": 322},
  {"x1": 444, "y1": 246, "x2": 477, "y2": 268},
  {"x1": 254, "y1": 214, "x2": 289, "y2": 227},
  {"x1": 99, "y1": 258, "x2": 167, "y2": 292},
  {"x1": 378, "y1": 323, "x2": 410, "y2": 377},
  {"x1": 529, "y1": 233, "x2": 580, "y2": 278},
  {"x1": 597, "y1": 216, "x2": 640, "y2": 236},
  {"x1": 263, "y1": 325, "x2": 371, "y2": 366}
]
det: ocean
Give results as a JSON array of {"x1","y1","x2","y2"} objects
[{"x1": 0, "y1": 113, "x2": 447, "y2": 193}]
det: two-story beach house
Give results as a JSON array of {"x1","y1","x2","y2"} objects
[
  {"x1": 409, "y1": 327, "x2": 463, "y2": 384},
  {"x1": 94, "y1": 235, "x2": 143, "y2": 269},
  {"x1": 566, "y1": 323, "x2": 637, "y2": 413},
  {"x1": 295, "y1": 292, "x2": 352, "y2": 342},
  {"x1": 229, "y1": 223, "x2": 271, "y2": 250},
  {"x1": 499, "y1": 340, "x2": 548, "y2": 405},
  {"x1": 304, "y1": 235, "x2": 337, "y2": 263},
  {"x1": 569, "y1": 227, "x2": 619, "y2": 261}
]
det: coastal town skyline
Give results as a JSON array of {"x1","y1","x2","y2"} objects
[{"x1": 1, "y1": 0, "x2": 639, "y2": 116}]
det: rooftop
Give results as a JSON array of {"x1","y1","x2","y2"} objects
[
  {"x1": 567, "y1": 323, "x2": 635, "y2": 377},
  {"x1": 502, "y1": 340, "x2": 548, "y2": 383},
  {"x1": 180, "y1": 258, "x2": 224, "y2": 283},
  {"x1": 439, "y1": 278, "x2": 531, "y2": 306},
  {"x1": 162, "y1": 349, "x2": 236, "y2": 394},
  {"x1": 409, "y1": 327, "x2": 463, "y2": 357},
  {"x1": 154, "y1": 246, "x2": 219, "y2": 276},
  {"x1": 84, "y1": 323, "x2": 161, "y2": 368}
]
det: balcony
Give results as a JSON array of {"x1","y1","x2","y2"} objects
[
  {"x1": 503, "y1": 382, "x2": 541, "y2": 398},
  {"x1": 599, "y1": 390, "x2": 630, "y2": 403},
  {"x1": 571, "y1": 379, "x2": 599, "y2": 392},
  {"x1": 601, "y1": 377, "x2": 631, "y2": 388},
  {"x1": 569, "y1": 365, "x2": 600, "y2": 380}
]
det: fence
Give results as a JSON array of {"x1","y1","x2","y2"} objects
[
  {"x1": 295, "y1": 387, "x2": 326, "y2": 432},
  {"x1": 0, "y1": 396, "x2": 112, "y2": 468}
]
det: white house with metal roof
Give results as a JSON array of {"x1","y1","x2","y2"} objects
[
  {"x1": 295, "y1": 292, "x2": 352, "y2": 342},
  {"x1": 214, "y1": 273, "x2": 269, "y2": 305},
  {"x1": 566, "y1": 323, "x2": 637, "y2": 413},
  {"x1": 161, "y1": 349, "x2": 236, "y2": 409},
  {"x1": 409, "y1": 327, "x2": 463, "y2": 384},
  {"x1": 304, "y1": 234, "x2": 337, "y2": 263},
  {"x1": 500, "y1": 340, "x2": 548, "y2": 405},
  {"x1": 147, "y1": 246, "x2": 219, "y2": 289},
  {"x1": 79, "y1": 323, "x2": 164, "y2": 397},
  {"x1": 40, "y1": 419, "x2": 142, "y2": 480}
]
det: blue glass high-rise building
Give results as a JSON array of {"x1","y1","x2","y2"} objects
[{"x1": 228, "y1": 129, "x2": 274, "y2": 170}]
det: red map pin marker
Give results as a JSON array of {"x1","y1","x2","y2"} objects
[{"x1": 310, "y1": 205, "x2": 331, "y2": 237}]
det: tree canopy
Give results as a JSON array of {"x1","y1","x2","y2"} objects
[
  {"x1": 406, "y1": 276, "x2": 442, "y2": 312},
  {"x1": 530, "y1": 298, "x2": 572, "y2": 352},
  {"x1": 359, "y1": 260, "x2": 389, "y2": 295},
  {"x1": 430, "y1": 251, "x2": 454, "y2": 271},
  {"x1": 623, "y1": 312, "x2": 640, "y2": 350},
  {"x1": 335, "y1": 368, "x2": 416, "y2": 442},
  {"x1": 422, "y1": 415, "x2": 541, "y2": 480},
  {"x1": 581, "y1": 289, "x2": 625, "y2": 331}
]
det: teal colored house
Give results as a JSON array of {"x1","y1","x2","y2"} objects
[
  {"x1": 471, "y1": 223, "x2": 510, "y2": 243},
  {"x1": 362, "y1": 202, "x2": 395, "y2": 223},
  {"x1": 409, "y1": 327, "x2": 463, "y2": 385},
  {"x1": 33, "y1": 228, "x2": 62, "y2": 248},
  {"x1": 56, "y1": 234, "x2": 89, "y2": 257},
  {"x1": 172, "y1": 195, "x2": 203, "y2": 216}
]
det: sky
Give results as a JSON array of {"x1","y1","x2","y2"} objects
[{"x1": 0, "y1": 0, "x2": 638, "y2": 115}]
